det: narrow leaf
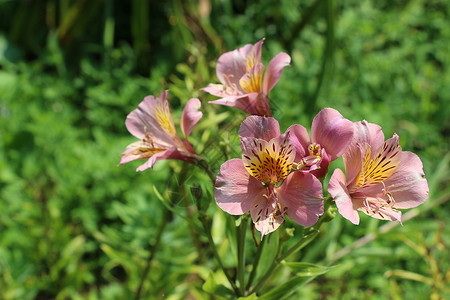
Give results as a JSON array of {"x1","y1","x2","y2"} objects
[{"x1": 281, "y1": 262, "x2": 332, "y2": 277}]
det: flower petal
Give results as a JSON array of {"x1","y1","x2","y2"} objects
[
  {"x1": 202, "y1": 84, "x2": 233, "y2": 98},
  {"x1": 181, "y1": 98, "x2": 202, "y2": 138},
  {"x1": 363, "y1": 151, "x2": 429, "y2": 209},
  {"x1": 125, "y1": 90, "x2": 179, "y2": 146},
  {"x1": 262, "y1": 52, "x2": 291, "y2": 95},
  {"x1": 311, "y1": 108, "x2": 354, "y2": 161},
  {"x1": 277, "y1": 172, "x2": 324, "y2": 227},
  {"x1": 240, "y1": 135, "x2": 295, "y2": 184},
  {"x1": 285, "y1": 124, "x2": 310, "y2": 162},
  {"x1": 215, "y1": 44, "x2": 253, "y2": 91},
  {"x1": 353, "y1": 120, "x2": 385, "y2": 153},
  {"x1": 359, "y1": 204, "x2": 402, "y2": 223},
  {"x1": 208, "y1": 93, "x2": 263, "y2": 115},
  {"x1": 245, "y1": 39, "x2": 264, "y2": 71},
  {"x1": 239, "y1": 63, "x2": 264, "y2": 94},
  {"x1": 343, "y1": 143, "x2": 365, "y2": 190},
  {"x1": 329, "y1": 169, "x2": 360, "y2": 225},
  {"x1": 214, "y1": 158, "x2": 265, "y2": 215},
  {"x1": 356, "y1": 134, "x2": 402, "y2": 191},
  {"x1": 135, "y1": 147, "x2": 185, "y2": 172},
  {"x1": 119, "y1": 140, "x2": 165, "y2": 166},
  {"x1": 251, "y1": 195, "x2": 285, "y2": 238},
  {"x1": 239, "y1": 116, "x2": 280, "y2": 141}
]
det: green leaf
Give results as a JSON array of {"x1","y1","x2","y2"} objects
[
  {"x1": 257, "y1": 262, "x2": 332, "y2": 300},
  {"x1": 202, "y1": 272, "x2": 235, "y2": 299},
  {"x1": 238, "y1": 293, "x2": 258, "y2": 300},
  {"x1": 257, "y1": 276, "x2": 312, "y2": 300},
  {"x1": 256, "y1": 229, "x2": 279, "y2": 280},
  {"x1": 281, "y1": 262, "x2": 332, "y2": 277}
]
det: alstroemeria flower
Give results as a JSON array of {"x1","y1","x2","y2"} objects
[
  {"x1": 328, "y1": 120, "x2": 429, "y2": 224},
  {"x1": 215, "y1": 116, "x2": 323, "y2": 237},
  {"x1": 203, "y1": 39, "x2": 291, "y2": 117},
  {"x1": 287, "y1": 108, "x2": 354, "y2": 178},
  {"x1": 120, "y1": 90, "x2": 203, "y2": 171}
]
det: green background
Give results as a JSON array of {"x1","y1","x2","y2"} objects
[{"x1": 0, "y1": 0, "x2": 449, "y2": 299}]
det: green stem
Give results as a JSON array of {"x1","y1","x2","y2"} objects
[
  {"x1": 246, "y1": 236, "x2": 266, "y2": 290},
  {"x1": 136, "y1": 207, "x2": 171, "y2": 299},
  {"x1": 250, "y1": 233, "x2": 284, "y2": 295},
  {"x1": 199, "y1": 212, "x2": 240, "y2": 295},
  {"x1": 196, "y1": 158, "x2": 216, "y2": 185},
  {"x1": 237, "y1": 216, "x2": 249, "y2": 295},
  {"x1": 251, "y1": 197, "x2": 334, "y2": 295}
]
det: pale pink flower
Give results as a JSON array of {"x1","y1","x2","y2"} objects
[
  {"x1": 328, "y1": 120, "x2": 429, "y2": 224},
  {"x1": 203, "y1": 39, "x2": 291, "y2": 116},
  {"x1": 120, "y1": 90, "x2": 202, "y2": 171},
  {"x1": 287, "y1": 108, "x2": 354, "y2": 178},
  {"x1": 215, "y1": 116, "x2": 323, "y2": 237}
]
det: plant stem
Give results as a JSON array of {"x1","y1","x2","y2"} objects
[
  {"x1": 249, "y1": 233, "x2": 284, "y2": 295},
  {"x1": 199, "y1": 212, "x2": 240, "y2": 295},
  {"x1": 197, "y1": 158, "x2": 216, "y2": 185},
  {"x1": 250, "y1": 197, "x2": 334, "y2": 295},
  {"x1": 246, "y1": 236, "x2": 266, "y2": 290},
  {"x1": 136, "y1": 207, "x2": 171, "y2": 299},
  {"x1": 237, "y1": 216, "x2": 248, "y2": 295}
]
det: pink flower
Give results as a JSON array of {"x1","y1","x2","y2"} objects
[
  {"x1": 328, "y1": 120, "x2": 429, "y2": 224},
  {"x1": 203, "y1": 39, "x2": 291, "y2": 117},
  {"x1": 287, "y1": 108, "x2": 354, "y2": 178},
  {"x1": 120, "y1": 90, "x2": 202, "y2": 171},
  {"x1": 215, "y1": 116, "x2": 323, "y2": 237}
]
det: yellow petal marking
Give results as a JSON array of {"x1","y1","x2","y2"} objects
[
  {"x1": 155, "y1": 100, "x2": 176, "y2": 136},
  {"x1": 350, "y1": 139, "x2": 402, "y2": 192},
  {"x1": 239, "y1": 64, "x2": 264, "y2": 94},
  {"x1": 242, "y1": 135, "x2": 295, "y2": 184}
]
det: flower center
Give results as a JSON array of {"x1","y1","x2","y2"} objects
[
  {"x1": 309, "y1": 143, "x2": 320, "y2": 156},
  {"x1": 137, "y1": 134, "x2": 166, "y2": 157},
  {"x1": 242, "y1": 134, "x2": 295, "y2": 184},
  {"x1": 293, "y1": 143, "x2": 323, "y2": 170}
]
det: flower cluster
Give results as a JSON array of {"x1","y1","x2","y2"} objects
[{"x1": 120, "y1": 39, "x2": 429, "y2": 238}]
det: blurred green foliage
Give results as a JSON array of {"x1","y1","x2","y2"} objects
[{"x1": 0, "y1": 0, "x2": 449, "y2": 299}]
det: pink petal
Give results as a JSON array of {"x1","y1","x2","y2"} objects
[
  {"x1": 285, "y1": 124, "x2": 310, "y2": 162},
  {"x1": 363, "y1": 151, "x2": 429, "y2": 209},
  {"x1": 214, "y1": 158, "x2": 266, "y2": 215},
  {"x1": 276, "y1": 172, "x2": 324, "y2": 227},
  {"x1": 208, "y1": 93, "x2": 263, "y2": 115},
  {"x1": 250, "y1": 195, "x2": 285, "y2": 237},
  {"x1": 215, "y1": 44, "x2": 253, "y2": 91},
  {"x1": 135, "y1": 147, "x2": 184, "y2": 172},
  {"x1": 239, "y1": 63, "x2": 264, "y2": 94},
  {"x1": 239, "y1": 116, "x2": 280, "y2": 141},
  {"x1": 359, "y1": 205, "x2": 402, "y2": 223},
  {"x1": 202, "y1": 84, "x2": 233, "y2": 98},
  {"x1": 343, "y1": 143, "x2": 365, "y2": 190},
  {"x1": 311, "y1": 108, "x2": 354, "y2": 161},
  {"x1": 262, "y1": 52, "x2": 291, "y2": 95},
  {"x1": 353, "y1": 120, "x2": 385, "y2": 153},
  {"x1": 248, "y1": 39, "x2": 264, "y2": 66},
  {"x1": 125, "y1": 90, "x2": 178, "y2": 147},
  {"x1": 181, "y1": 98, "x2": 202, "y2": 138},
  {"x1": 329, "y1": 169, "x2": 360, "y2": 225},
  {"x1": 119, "y1": 140, "x2": 152, "y2": 165}
]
